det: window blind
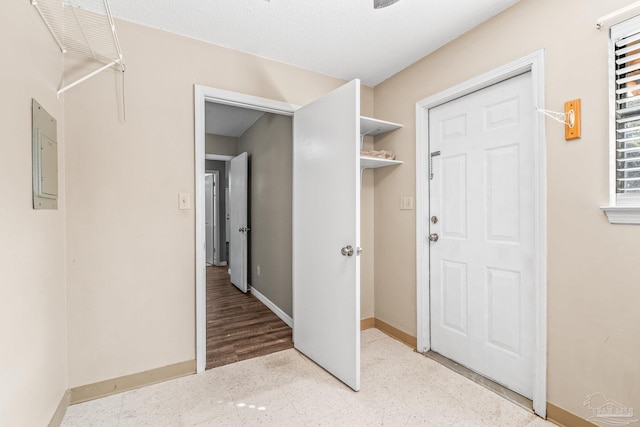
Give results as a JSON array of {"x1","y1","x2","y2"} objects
[{"x1": 615, "y1": 31, "x2": 640, "y2": 195}]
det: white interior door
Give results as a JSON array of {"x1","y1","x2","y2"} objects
[
  {"x1": 205, "y1": 174, "x2": 214, "y2": 265},
  {"x1": 293, "y1": 80, "x2": 361, "y2": 391},
  {"x1": 229, "y1": 152, "x2": 248, "y2": 293},
  {"x1": 429, "y1": 72, "x2": 535, "y2": 398}
]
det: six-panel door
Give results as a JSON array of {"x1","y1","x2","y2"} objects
[{"x1": 429, "y1": 72, "x2": 535, "y2": 398}]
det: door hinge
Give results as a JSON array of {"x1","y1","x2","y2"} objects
[{"x1": 430, "y1": 151, "x2": 440, "y2": 180}]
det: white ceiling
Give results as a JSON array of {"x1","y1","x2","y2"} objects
[
  {"x1": 205, "y1": 102, "x2": 265, "y2": 137},
  {"x1": 107, "y1": 0, "x2": 520, "y2": 87}
]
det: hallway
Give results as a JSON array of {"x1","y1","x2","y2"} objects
[{"x1": 206, "y1": 266, "x2": 293, "y2": 369}]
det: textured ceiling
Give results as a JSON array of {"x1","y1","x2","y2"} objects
[{"x1": 107, "y1": 0, "x2": 520, "y2": 87}]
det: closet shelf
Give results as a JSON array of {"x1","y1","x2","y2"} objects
[
  {"x1": 31, "y1": 0, "x2": 125, "y2": 97},
  {"x1": 359, "y1": 117, "x2": 402, "y2": 169},
  {"x1": 360, "y1": 116, "x2": 402, "y2": 136},
  {"x1": 360, "y1": 157, "x2": 403, "y2": 169}
]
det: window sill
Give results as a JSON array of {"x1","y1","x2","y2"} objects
[{"x1": 601, "y1": 206, "x2": 640, "y2": 224}]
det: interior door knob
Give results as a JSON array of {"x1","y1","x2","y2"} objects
[
  {"x1": 341, "y1": 245, "x2": 354, "y2": 256},
  {"x1": 429, "y1": 233, "x2": 439, "y2": 242}
]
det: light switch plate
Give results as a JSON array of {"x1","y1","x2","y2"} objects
[
  {"x1": 179, "y1": 193, "x2": 191, "y2": 210},
  {"x1": 400, "y1": 195, "x2": 414, "y2": 210}
]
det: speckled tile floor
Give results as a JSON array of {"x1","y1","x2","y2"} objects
[{"x1": 61, "y1": 329, "x2": 556, "y2": 426}]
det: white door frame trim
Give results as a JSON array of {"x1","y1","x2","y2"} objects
[
  {"x1": 204, "y1": 172, "x2": 215, "y2": 265},
  {"x1": 194, "y1": 85, "x2": 298, "y2": 374},
  {"x1": 206, "y1": 154, "x2": 234, "y2": 162},
  {"x1": 415, "y1": 50, "x2": 547, "y2": 417},
  {"x1": 211, "y1": 171, "x2": 220, "y2": 266}
]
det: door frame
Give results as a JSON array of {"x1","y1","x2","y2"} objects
[
  {"x1": 415, "y1": 50, "x2": 547, "y2": 416},
  {"x1": 206, "y1": 154, "x2": 233, "y2": 268},
  {"x1": 194, "y1": 85, "x2": 298, "y2": 373},
  {"x1": 209, "y1": 171, "x2": 220, "y2": 265},
  {"x1": 204, "y1": 172, "x2": 216, "y2": 265}
]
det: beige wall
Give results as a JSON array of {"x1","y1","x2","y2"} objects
[
  {"x1": 360, "y1": 86, "x2": 376, "y2": 320},
  {"x1": 374, "y1": 0, "x2": 640, "y2": 419},
  {"x1": 238, "y1": 113, "x2": 293, "y2": 315},
  {"x1": 205, "y1": 134, "x2": 239, "y2": 157},
  {"x1": 0, "y1": 1, "x2": 68, "y2": 426},
  {"x1": 360, "y1": 163, "x2": 375, "y2": 320},
  {"x1": 64, "y1": 18, "x2": 374, "y2": 388}
]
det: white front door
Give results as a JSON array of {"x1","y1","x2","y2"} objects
[
  {"x1": 229, "y1": 152, "x2": 248, "y2": 293},
  {"x1": 429, "y1": 72, "x2": 535, "y2": 398},
  {"x1": 205, "y1": 174, "x2": 214, "y2": 265},
  {"x1": 293, "y1": 80, "x2": 361, "y2": 391}
]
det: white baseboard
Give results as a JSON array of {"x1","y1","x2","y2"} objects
[{"x1": 250, "y1": 287, "x2": 293, "y2": 328}]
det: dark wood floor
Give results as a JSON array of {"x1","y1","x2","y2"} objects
[{"x1": 206, "y1": 265, "x2": 293, "y2": 369}]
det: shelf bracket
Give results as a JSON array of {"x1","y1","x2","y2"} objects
[{"x1": 360, "y1": 128, "x2": 379, "y2": 150}]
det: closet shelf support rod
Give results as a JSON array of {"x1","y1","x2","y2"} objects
[{"x1": 57, "y1": 59, "x2": 121, "y2": 97}]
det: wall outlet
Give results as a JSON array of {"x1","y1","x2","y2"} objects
[
  {"x1": 178, "y1": 193, "x2": 191, "y2": 210},
  {"x1": 257, "y1": 266, "x2": 261, "y2": 276}
]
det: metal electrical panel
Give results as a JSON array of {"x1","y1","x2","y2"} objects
[{"x1": 32, "y1": 99, "x2": 58, "y2": 210}]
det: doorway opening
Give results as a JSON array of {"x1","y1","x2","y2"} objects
[
  {"x1": 205, "y1": 170, "x2": 222, "y2": 267},
  {"x1": 415, "y1": 50, "x2": 547, "y2": 417},
  {"x1": 195, "y1": 87, "x2": 298, "y2": 371}
]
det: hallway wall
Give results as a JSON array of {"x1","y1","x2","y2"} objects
[
  {"x1": 0, "y1": 2, "x2": 68, "y2": 426},
  {"x1": 238, "y1": 113, "x2": 293, "y2": 316},
  {"x1": 206, "y1": 134, "x2": 238, "y2": 157}
]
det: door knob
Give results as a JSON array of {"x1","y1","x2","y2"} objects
[
  {"x1": 341, "y1": 245, "x2": 354, "y2": 257},
  {"x1": 429, "y1": 233, "x2": 439, "y2": 242}
]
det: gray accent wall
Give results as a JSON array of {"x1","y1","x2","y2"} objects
[
  {"x1": 205, "y1": 134, "x2": 239, "y2": 156},
  {"x1": 238, "y1": 113, "x2": 293, "y2": 317}
]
